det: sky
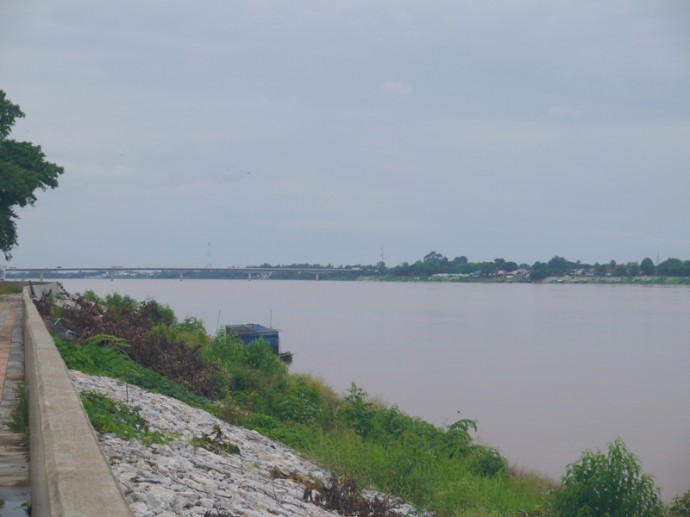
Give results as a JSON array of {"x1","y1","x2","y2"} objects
[{"x1": 2, "y1": 1, "x2": 689, "y2": 268}]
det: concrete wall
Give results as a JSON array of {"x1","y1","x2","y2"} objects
[{"x1": 23, "y1": 288, "x2": 133, "y2": 516}]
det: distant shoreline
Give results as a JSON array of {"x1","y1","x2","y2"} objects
[{"x1": 4, "y1": 274, "x2": 690, "y2": 286}]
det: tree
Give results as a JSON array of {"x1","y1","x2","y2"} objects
[
  {"x1": 0, "y1": 90, "x2": 64, "y2": 260},
  {"x1": 423, "y1": 250, "x2": 448, "y2": 265},
  {"x1": 529, "y1": 261, "x2": 550, "y2": 281},
  {"x1": 552, "y1": 438, "x2": 663, "y2": 517},
  {"x1": 640, "y1": 257, "x2": 655, "y2": 276}
]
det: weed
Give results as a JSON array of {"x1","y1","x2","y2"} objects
[
  {"x1": 80, "y1": 391, "x2": 168, "y2": 445},
  {"x1": 270, "y1": 467, "x2": 399, "y2": 516},
  {"x1": 55, "y1": 336, "x2": 212, "y2": 410},
  {"x1": 10, "y1": 384, "x2": 29, "y2": 435},
  {"x1": 191, "y1": 424, "x2": 240, "y2": 455},
  {"x1": 0, "y1": 282, "x2": 23, "y2": 295}
]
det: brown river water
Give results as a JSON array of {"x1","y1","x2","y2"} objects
[{"x1": 61, "y1": 279, "x2": 690, "y2": 500}]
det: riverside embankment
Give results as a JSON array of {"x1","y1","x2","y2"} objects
[
  {"x1": 22, "y1": 284, "x2": 133, "y2": 516},
  {"x1": 69, "y1": 370, "x2": 430, "y2": 516},
  {"x1": 18, "y1": 283, "x2": 430, "y2": 515}
]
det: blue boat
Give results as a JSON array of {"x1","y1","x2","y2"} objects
[{"x1": 225, "y1": 324, "x2": 293, "y2": 363}]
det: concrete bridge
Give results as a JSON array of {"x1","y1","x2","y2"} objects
[
  {"x1": 0, "y1": 266, "x2": 361, "y2": 282},
  {"x1": 0, "y1": 284, "x2": 133, "y2": 516}
]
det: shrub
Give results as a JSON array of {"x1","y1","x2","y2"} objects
[
  {"x1": 469, "y1": 445, "x2": 507, "y2": 477},
  {"x1": 670, "y1": 489, "x2": 690, "y2": 517},
  {"x1": 551, "y1": 438, "x2": 663, "y2": 517},
  {"x1": 341, "y1": 383, "x2": 375, "y2": 436},
  {"x1": 81, "y1": 289, "x2": 104, "y2": 304},
  {"x1": 277, "y1": 376, "x2": 323, "y2": 425}
]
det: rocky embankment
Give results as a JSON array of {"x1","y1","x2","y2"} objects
[{"x1": 69, "y1": 371, "x2": 430, "y2": 517}]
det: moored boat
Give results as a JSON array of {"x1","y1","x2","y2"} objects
[{"x1": 225, "y1": 323, "x2": 293, "y2": 364}]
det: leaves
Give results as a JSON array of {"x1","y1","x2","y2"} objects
[
  {"x1": 552, "y1": 438, "x2": 663, "y2": 517},
  {"x1": 0, "y1": 90, "x2": 64, "y2": 259},
  {"x1": 0, "y1": 90, "x2": 24, "y2": 139}
]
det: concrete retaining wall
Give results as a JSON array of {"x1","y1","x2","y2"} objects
[{"x1": 23, "y1": 288, "x2": 133, "y2": 516}]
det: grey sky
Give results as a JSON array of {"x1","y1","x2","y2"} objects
[{"x1": 2, "y1": 1, "x2": 689, "y2": 268}]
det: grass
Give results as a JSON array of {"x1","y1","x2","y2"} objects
[
  {"x1": 0, "y1": 282, "x2": 24, "y2": 295},
  {"x1": 80, "y1": 390, "x2": 168, "y2": 445},
  {"x1": 56, "y1": 333, "x2": 553, "y2": 516},
  {"x1": 55, "y1": 337, "x2": 213, "y2": 411},
  {"x1": 9, "y1": 384, "x2": 29, "y2": 435}
]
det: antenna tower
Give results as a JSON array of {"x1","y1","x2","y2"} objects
[{"x1": 206, "y1": 241, "x2": 213, "y2": 268}]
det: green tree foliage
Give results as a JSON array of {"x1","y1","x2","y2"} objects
[
  {"x1": 670, "y1": 488, "x2": 690, "y2": 516},
  {"x1": 657, "y1": 258, "x2": 690, "y2": 277},
  {"x1": 0, "y1": 90, "x2": 64, "y2": 259},
  {"x1": 552, "y1": 438, "x2": 663, "y2": 517},
  {"x1": 640, "y1": 257, "x2": 655, "y2": 276}
]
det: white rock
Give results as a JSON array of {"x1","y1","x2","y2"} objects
[{"x1": 69, "y1": 370, "x2": 432, "y2": 517}]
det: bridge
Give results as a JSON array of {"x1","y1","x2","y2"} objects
[{"x1": 0, "y1": 266, "x2": 361, "y2": 282}]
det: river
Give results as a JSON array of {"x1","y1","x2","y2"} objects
[{"x1": 59, "y1": 279, "x2": 690, "y2": 500}]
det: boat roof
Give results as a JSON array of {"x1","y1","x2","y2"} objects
[{"x1": 226, "y1": 324, "x2": 277, "y2": 336}]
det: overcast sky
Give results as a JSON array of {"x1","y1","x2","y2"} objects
[{"x1": 2, "y1": 1, "x2": 689, "y2": 268}]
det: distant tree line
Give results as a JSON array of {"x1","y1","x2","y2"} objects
[
  {"x1": 6, "y1": 252, "x2": 690, "y2": 282},
  {"x1": 250, "y1": 252, "x2": 690, "y2": 281}
]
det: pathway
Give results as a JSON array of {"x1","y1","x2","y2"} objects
[{"x1": 0, "y1": 294, "x2": 30, "y2": 515}]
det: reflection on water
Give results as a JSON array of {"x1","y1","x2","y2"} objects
[{"x1": 61, "y1": 279, "x2": 690, "y2": 500}]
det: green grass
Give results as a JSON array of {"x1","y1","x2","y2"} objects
[
  {"x1": 60, "y1": 335, "x2": 552, "y2": 515},
  {"x1": 9, "y1": 384, "x2": 29, "y2": 435},
  {"x1": 0, "y1": 282, "x2": 23, "y2": 295},
  {"x1": 55, "y1": 337, "x2": 213, "y2": 411},
  {"x1": 80, "y1": 391, "x2": 168, "y2": 445},
  {"x1": 53, "y1": 303, "x2": 555, "y2": 516}
]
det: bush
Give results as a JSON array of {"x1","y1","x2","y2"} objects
[
  {"x1": 552, "y1": 438, "x2": 663, "y2": 517},
  {"x1": 670, "y1": 489, "x2": 690, "y2": 516},
  {"x1": 469, "y1": 445, "x2": 507, "y2": 477}
]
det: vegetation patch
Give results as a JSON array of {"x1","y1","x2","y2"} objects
[
  {"x1": 9, "y1": 384, "x2": 29, "y2": 435},
  {"x1": 670, "y1": 489, "x2": 690, "y2": 517},
  {"x1": 551, "y1": 438, "x2": 664, "y2": 517},
  {"x1": 49, "y1": 291, "x2": 690, "y2": 516},
  {"x1": 55, "y1": 336, "x2": 212, "y2": 410},
  {"x1": 270, "y1": 467, "x2": 400, "y2": 517},
  {"x1": 80, "y1": 391, "x2": 168, "y2": 445},
  {"x1": 0, "y1": 282, "x2": 23, "y2": 295},
  {"x1": 190, "y1": 424, "x2": 240, "y2": 455}
]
